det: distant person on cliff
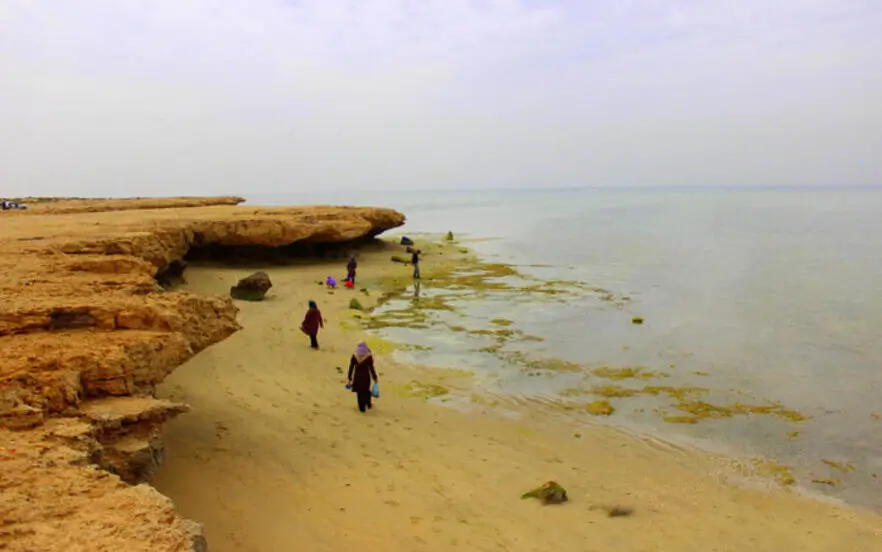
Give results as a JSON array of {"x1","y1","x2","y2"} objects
[
  {"x1": 346, "y1": 255, "x2": 357, "y2": 285},
  {"x1": 300, "y1": 300, "x2": 324, "y2": 349},
  {"x1": 411, "y1": 249, "x2": 422, "y2": 279},
  {"x1": 347, "y1": 342, "x2": 379, "y2": 412}
]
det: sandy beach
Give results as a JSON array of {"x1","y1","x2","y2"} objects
[{"x1": 152, "y1": 238, "x2": 882, "y2": 552}]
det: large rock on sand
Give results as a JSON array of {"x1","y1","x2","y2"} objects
[{"x1": 230, "y1": 271, "x2": 272, "y2": 301}]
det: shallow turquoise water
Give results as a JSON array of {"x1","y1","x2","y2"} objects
[{"x1": 249, "y1": 188, "x2": 882, "y2": 509}]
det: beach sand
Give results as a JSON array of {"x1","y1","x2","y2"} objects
[{"x1": 152, "y1": 240, "x2": 882, "y2": 552}]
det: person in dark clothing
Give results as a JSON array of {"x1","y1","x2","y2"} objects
[
  {"x1": 347, "y1": 342, "x2": 378, "y2": 412},
  {"x1": 411, "y1": 250, "x2": 421, "y2": 279},
  {"x1": 300, "y1": 300, "x2": 324, "y2": 349},
  {"x1": 346, "y1": 255, "x2": 357, "y2": 284}
]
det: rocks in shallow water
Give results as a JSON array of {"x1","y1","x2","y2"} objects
[
  {"x1": 400, "y1": 236, "x2": 414, "y2": 246},
  {"x1": 521, "y1": 480, "x2": 568, "y2": 505},
  {"x1": 631, "y1": 316, "x2": 644, "y2": 325},
  {"x1": 230, "y1": 271, "x2": 272, "y2": 301}
]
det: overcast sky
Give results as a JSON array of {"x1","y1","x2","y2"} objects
[{"x1": 2, "y1": 1, "x2": 881, "y2": 197}]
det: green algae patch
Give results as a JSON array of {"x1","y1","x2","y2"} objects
[
  {"x1": 822, "y1": 460, "x2": 856, "y2": 473},
  {"x1": 673, "y1": 400, "x2": 739, "y2": 420},
  {"x1": 693, "y1": 371, "x2": 709, "y2": 376},
  {"x1": 670, "y1": 400, "x2": 809, "y2": 423},
  {"x1": 786, "y1": 431, "x2": 800, "y2": 440},
  {"x1": 631, "y1": 317, "x2": 644, "y2": 325},
  {"x1": 662, "y1": 415, "x2": 700, "y2": 424},
  {"x1": 349, "y1": 298, "x2": 364, "y2": 311},
  {"x1": 591, "y1": 367, "x2": 668, "y2": 380},
  {"x1": 391, "y1": 255, "x2": 410, "y2": 264},
  {"x1": 445, "y1": 231, "x2": 455, "y2": 241},
  {"x1": 640, "y1": 385, "x2": 708, "y2": 400},
  {"x1": 490, "y1": 318, "x2": 514, "y2": 327},
  {"x1": 589, "y1": 385, "x2": 640, "y2": 398},
  {"x1": 364, "y1": 336, "x2": 398, "y2": 355},
  {"x1": 401, "y1": 381, "x2": 450, "y2": 399},
  {"x1": 496, "y1": 350, "x2": 586, "y2": 373},
  {"x1": 397, "y1": 343, "x2": 434, "y2": 353},
  {"x1": 811, "y1": 478, "x2": 842, "y2": 487},
  {"x1": 471, "y1": 394, "x2": 501, "y2": 407},
  {"x1": 585, "y1": 399, "x2": 615, "y2": 416},
  {"x1": 757, "y1": 462, "x2": 797, "y2": 487}
]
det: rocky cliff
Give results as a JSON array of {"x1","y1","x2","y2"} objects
[{"x1": 0, "y1": 199, "x2": 405, "y2": 551}]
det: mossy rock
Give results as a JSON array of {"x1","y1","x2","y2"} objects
[
  {"x1": 632, "y1": 317, "x2": 644, "y2": 325},
  {"x1": 349, "y1": 298, "x2": 364, "y2": 311},
  {"x1": 445, "y1": 231, "x2": 455, "y2": 241},
  {"x1": 521, "y1": 481, "x2": 568, "y2": 505},
  {"x1": 391, "y1": 255, "x2": 409, "y2": 264},
  {"x1": 585, "y1": 399, "x2": 615, "y2": 416}
]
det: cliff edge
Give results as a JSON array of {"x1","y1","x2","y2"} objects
[{"x1": 0, "y1": 198, "x2": 405, "y2": 551}]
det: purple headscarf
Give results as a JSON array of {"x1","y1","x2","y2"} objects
[{"x1": 354, "y1": 341, "x2": 372, "y2": 362}]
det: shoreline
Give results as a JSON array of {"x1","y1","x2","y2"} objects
[{"x1": 152, "y1": 236, "x2": 882, "y2": 551}]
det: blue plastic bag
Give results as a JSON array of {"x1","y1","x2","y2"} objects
[{"x1": 370, "y1": 382, "x2": 380, "y2": 398}]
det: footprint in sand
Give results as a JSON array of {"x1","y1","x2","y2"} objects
[{"x1": 214, "y1": 422, "x2": 229, "y2": 439}]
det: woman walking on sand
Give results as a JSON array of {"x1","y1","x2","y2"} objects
[
  {"x1": 300, "y1": 300, "x2": 324, "y2": 349},
  {"x1": 347, "y1": 342, "x2": 378, "y2": 412}
]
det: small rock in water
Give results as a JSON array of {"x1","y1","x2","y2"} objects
[
  {"x1": 631, "y1": 317, "x2": 644, "y2": 325},
  {"x1": 230, "y1": 271, "x2": 272, "y2": 301},
  {"x1": 521, "y1": 481, "x2": 568, "y2": 505}
]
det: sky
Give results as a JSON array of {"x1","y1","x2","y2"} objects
[{"x1": 1, "y1": 0, "x2": 881, "y2": 197}]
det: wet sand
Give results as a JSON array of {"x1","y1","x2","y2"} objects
[{"x1": 152, "y1": 240, "x2": 882, "y2": 552}]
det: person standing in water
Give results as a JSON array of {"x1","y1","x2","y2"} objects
[
  {"x1": 346, "y1": 255, "x2": 357, "y2": 284},
  {"x1": 347, "y1": 342, "x2": 378, "y2": 412},
  {"x1": 300, "y1": 300, "x2": 324, "y2": 349},
  {"x1": 411, "y1": 249, "x2": 422, "y2": 279}
]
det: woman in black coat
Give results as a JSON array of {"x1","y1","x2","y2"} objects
[{"x1": 347, "y1": 342, "x2": 378, "y2": 412}]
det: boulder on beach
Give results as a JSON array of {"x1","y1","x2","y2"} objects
[
  {"x1": 230, "y1": 271, "x2": 272, "y2": 301},
  {"x1": 445, "y1": 231, "x2": 454, "y2": 241},
  {"x1": 521, "y1": 480, "x2": 568, "y2": 505},
  {"x1": 400, "y1": 236, "x2": 414, "y2": 246}
]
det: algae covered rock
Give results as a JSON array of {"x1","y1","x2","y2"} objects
[
  {"x1": 349, "y1": 298, "x2": 364, "y2": 311},
  {"x1": 400, "y1": 236, "x2": 414, "y2": 246},
  {"x1": 230, "y1": 271, "x2": 272, "y2": 301},
  {"x1": 521, "y1": 480, "x2": 568, "y2": 505},
  {"x1": 445, "y1": 231, "x2": 455, "y2": 241},
  {"x1": 391, "y1": 255, "x2": 409, "y2": 264},
  {"x1": 631, "y1": 317, "x2": 644, "y2": 325}
]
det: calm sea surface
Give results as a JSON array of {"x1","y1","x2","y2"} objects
[{"x1": 248, "y1": 188, "x2": 882, "y2": 509}]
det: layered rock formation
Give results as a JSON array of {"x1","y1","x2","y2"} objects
[{"x1": 0, "y1": 198, "x2": 405, "y2": 551}]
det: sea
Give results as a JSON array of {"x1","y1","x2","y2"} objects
[{"x1": 246, "y1": 187, "x2": 882, "y2": 510}]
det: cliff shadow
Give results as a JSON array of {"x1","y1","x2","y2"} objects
[{"x1": 156, "y1": 237, "x2": 398, "y2": 289}]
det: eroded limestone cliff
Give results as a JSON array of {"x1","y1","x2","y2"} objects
[{"x1": 0, "y1": 199, "x2": 405, "y2": 551}]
